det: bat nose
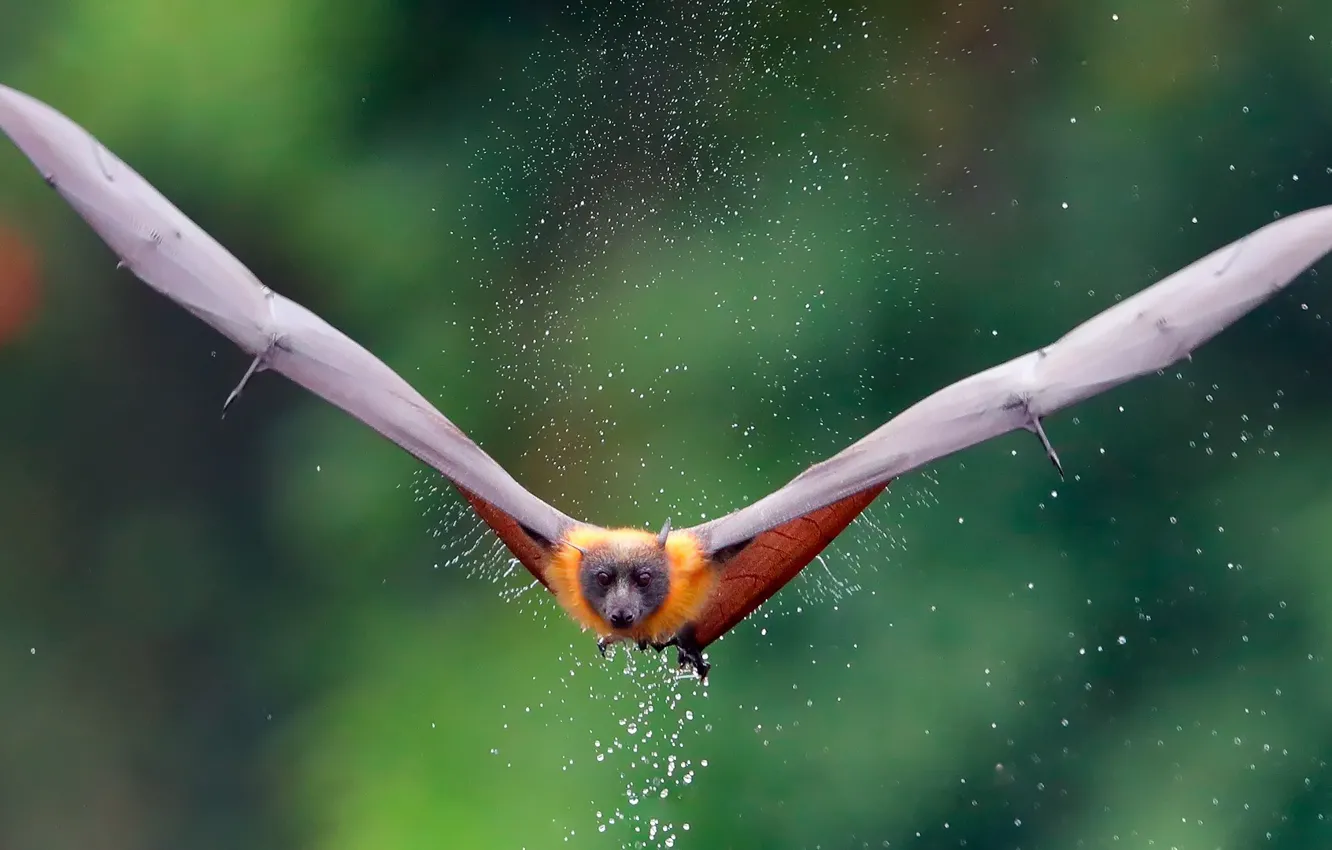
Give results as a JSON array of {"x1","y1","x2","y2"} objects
[{"x1": 609, "y1": 610, "x2": 634, "y2": 629}]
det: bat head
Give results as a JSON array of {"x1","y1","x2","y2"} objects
[
  {"x1": 547, "y1": 520, "x2": 714, "y2": 644},
  {"x1": 577, "y1": 520, "x2": 673, "y2": 632}
]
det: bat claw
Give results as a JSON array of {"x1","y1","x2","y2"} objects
[
  {"x1": 1027, "y1": 416, "x2": 1065, "y2": 480},
  {"x1": 595, "y1": 633, "x2": 703, "y2": 678},
  {"x1": 222, "y1": 337, "x2": 278, "y2": 418},
  {"x1": 673, "y1": 632, "x2": 710, "y2": 683}
]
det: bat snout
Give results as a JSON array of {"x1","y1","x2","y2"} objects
[{"x1": 608, "y1": 609, "x2": 636, "y2": 629}]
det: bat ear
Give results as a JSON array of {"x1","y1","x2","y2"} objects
[{"x1": 656, "y1": 518, "x2": 672, "y2": 547}]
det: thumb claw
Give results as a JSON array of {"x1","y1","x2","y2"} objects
[
  {"x1": 222, "y1": 337, "x2": 278, "y2": 418},
  {"x1": 1027, "y1": 416, "x2": 1065, "y2": 480}
]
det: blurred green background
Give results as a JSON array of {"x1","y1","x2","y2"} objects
[{"x1": 2, "y1": 0, "x2": 1332, "y2": 847}]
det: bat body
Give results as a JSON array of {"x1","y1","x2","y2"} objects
[{"x1": 3, "y1": 84, "x2": 1331, "y2": 680}]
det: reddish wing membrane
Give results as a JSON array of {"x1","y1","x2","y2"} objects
[{"x1": 689, "y1": 485, "x2": 889, "y2": 649}]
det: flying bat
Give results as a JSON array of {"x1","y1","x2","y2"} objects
[{"x1": 2, "y1": 84, "x2": 1330, "y2": 681}]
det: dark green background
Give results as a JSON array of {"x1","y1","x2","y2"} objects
[{"x1": 2, "y1": 1, "x2": 1331, "y2": 847}]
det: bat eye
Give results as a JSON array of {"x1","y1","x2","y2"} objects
[
  {"x1": 596, "y1": 571, "x2": 613, "y2": 587},
  {"x1": 634, "y1": 571, "x2": 652, "y2": 588}
]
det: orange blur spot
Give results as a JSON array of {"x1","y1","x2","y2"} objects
[{"x1": 0, "y1": 224, "x2": 40, "y2": 345}]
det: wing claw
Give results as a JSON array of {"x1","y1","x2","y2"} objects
[
  {"x1": 222, "y1": 337, "x2": 277, "y2": 417},
  {"x1": 1027, "y1": 416, "x2": 1065, "y2": 480}
]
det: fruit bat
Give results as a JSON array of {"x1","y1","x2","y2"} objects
[{"x1": 2, "y1": 83, "x2": 1330, "y2": 681}]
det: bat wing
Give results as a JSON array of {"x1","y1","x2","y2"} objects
[
  {"x1": 679, "y1": 205, "x2": 1332, "y2": 646},
  {"x1": 0, "y1": 83, "x2": 582, "y2": 562},
  {"x1": 684, "y1": 485, "x2": 887, "y2": 648}
]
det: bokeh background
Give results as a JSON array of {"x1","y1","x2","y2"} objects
[{"x1": 2, "y1": 0, "x2": 1332, "y2": 848}]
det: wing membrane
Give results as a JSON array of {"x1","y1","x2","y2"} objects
[
  {"x1": 0, "y1": 83, "x2": 580, "y2": 548},
  {"x1": 690, "y1": 485, "x2": 887, "y2": 649},
  {"x1": 689, "y1": 206, "x2": 1332, "y2": 553}
]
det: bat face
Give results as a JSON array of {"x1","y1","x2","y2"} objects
[
  {"x1": 3, "y1": 83, "x2": 1331, "y2": 682},
  {"x1": 578, "y1": 541, "x2": 671, "y2": 632},
  {"x1": 545, "y1": 527, "x2": 716, "y2": 645}
]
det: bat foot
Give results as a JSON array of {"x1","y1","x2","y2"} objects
[
  {"x1": 597, "y1": 634, "x2": 705, "y2": 679},
  {"x1": 673, "y1": 632, "x2": 710, "y2": 683},
  {"x1": 1027, "y1": 416, "x2": 1065, "y2": 480}
]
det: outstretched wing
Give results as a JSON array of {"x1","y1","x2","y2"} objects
[
  {"x1": 679, "y1": 205, "x2": 1332, "y2": 646},
  {"x1": 690, "y1": 204, "x2": 1332, "y2": 555},
  {"x1": 0, "y1": 83, "x2": 581, "y2": 562}
]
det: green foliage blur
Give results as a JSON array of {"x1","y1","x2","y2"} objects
[{"x1": 2, "y1": 0, "x2": 1332, "y2": 848}]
